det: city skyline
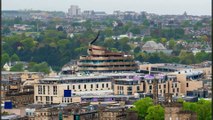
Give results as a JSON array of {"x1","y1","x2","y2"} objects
[{"x1": 2, "y1": 0, "x2": 211, "y2": 16}]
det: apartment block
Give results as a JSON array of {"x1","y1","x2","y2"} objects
[{"x1": 34, "y1": 75, "x2": 113, "y2": 104}]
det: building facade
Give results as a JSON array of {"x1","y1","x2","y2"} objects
[
  {"x1": 34, "y1": 75, "x2": 113, "y2": 104},
  {"x1": 78, "y1": 44, "x2": 138, "y2": 73}
]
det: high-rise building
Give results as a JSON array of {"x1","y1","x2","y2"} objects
[{"x1": 68, "y1": 5, "x2": 81, "y2": 16}]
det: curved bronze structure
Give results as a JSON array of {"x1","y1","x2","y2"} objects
[{"x1": 89, "y1": 31, "x2": 100, "y2": 45}]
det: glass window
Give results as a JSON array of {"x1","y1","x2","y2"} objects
[
  {"x1": 186, "y1": 83, "x2": 189, "y2": 87},
  {"x1": 53, "y1": 86, "x2": 57, "y2": 95},
  {"x1": 137, "y1": 86, "x2": 140, "y2": 91},
  {"x1": 48, "y1": 86, "x2": 50, "y2": 95}
]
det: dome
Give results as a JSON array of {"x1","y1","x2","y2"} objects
[
  {"x1": 142, "y1": 41, "x2": 166, "y2": 50},
  {"x1": 157, "y1": 43, "x2": 166, "y2": 50}
]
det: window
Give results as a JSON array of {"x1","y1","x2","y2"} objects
[
  {"x1": 78, "y1": 85, "x2": 81, "y2": 89},
  {"x1": 177, "y1": 88, "x2": 179, "y2": 92},
  {"x1": 43, "y1": 86, "x2": 45, "y2": 94},
  {"x1": 96, "y1": 84, "x2": 99, "y2": 88},
  {"x1": 67, "y1": 85, "x2": 69, "y2": 90},
  {"x1": 53, "y1": 86, "x2": 57, "y2": 95},
  {"x1": 137, "y1": 86, "x2": 140, "y2": 91},
  {"x1": 102, "y1": 84, "x2": 104, "y2": 88},
  {"x1": 73, "y1": 85, "x2": 75, "y2": 89},
  {"x1": 159, "y1": 85, "x2": 161, "y2": 89},
  {"x1": 48, "y1": 86, "x2": 50, "y2": 95},
  {"x1": 38, "y1": 85, "x2": 42, "y2": 94},
  {"x1": 36, "y1": 96, "x2": 38, "y2": 101},
  {"x1": 84, "y1": 84, "x2": 86, "y2": 89},
  {"x1": 106, "y1": 83, "x2": 108, "y2": 88},
  {"x1": 46, "y1": 96, "x2": 49, "y2": 101},
  {"x1": 117, "y1": 86, "x2": 119, "y2": 90},
  {"x1": 164, "y1": 84, "x2": 166, "y2": 88},
  {"x1": 186, "y1": 83, "x2": 189, "y2": 87},
  {"x1": 175, "y1": 83, "x2": 177, "y2": 87},
  {"x1": 127, "y1": 86, "x2": 132, "y2": 91},
  {"x1": 149, "y1": 85, "x2": 152, "y2": 90},
  {"x1": 91, "y1": 84, "x2": 93, "y2": 88}
]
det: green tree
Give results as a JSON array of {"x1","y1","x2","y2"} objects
[
  {"x1": 177, "y1": 98, "x2": 184, "y2": 103},
  {"x1": 168, "y1": 38, "x2": 176, "y2": 49},
  {"x1": 145, "y1": 105, "x2": 164, "y2": 120},
  {"x1": 10, "y1": 63, "x2": 24, "y2": 71},
  {"x1": 104, "y1": 27, "x2": 113, "y2": 37},
  {"x1": 160, "y1": 38, "x2": 167, "y2": 46},
  {"x1": 2, "y1": 53, "x2": 10, "y2": 67},
  {"x1": 104, "y1": 38, "x2": 115, "y2": 48},
  {"x1": 195, "y1": 51, "x2": 209, "y2": 63},
  {"x1": 28, "y1": 62, "x2": 50, "y2": 74},
  {"x1": 179, "y1": 51, "x2": 195, "y2": 64},
  {"x1": 118, "y1": 37, "x2": 131, "y2": 52},
  {"x1": 131, "y1": 97, "x2": 154, "y2": 119},
  {"x1": 183, "y1": 99, "x2": 212, "y2": 120},
  {"x1": 20, "y1": 38, "x2": 36, "y2": 51},
  {"x1": 10, "y1": 54, "x2": 20, "y2": 62},
  {"x1": 134, "y1": 46, "x2": 141, "y2": 53},
  {"x1": 2, "y1": 26, "x2": 11, "y2": 34}
]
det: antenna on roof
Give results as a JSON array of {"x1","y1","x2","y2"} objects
[{"x1": 90, "y1": 31, "x2": 100, "y2": 45}]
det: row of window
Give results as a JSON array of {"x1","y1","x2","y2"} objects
[
  {"x1": 80, "y1": 60, "x2": 133, "y2": 63},
  {"x1": 70, "y1": 83, "x2": 109, "y2": 90},
  {"x1": 62, "y1": 98, "x2": 72, "y2": 103},
  {"x1": 38, "y1": 86, "x2": 57, "y2": 95},
  {"x1": 41, "y1": 79, "x2": 111, "y2": 84},
  {"x1": 81, "y1": 65, "x2": 136, "y2": 68}
]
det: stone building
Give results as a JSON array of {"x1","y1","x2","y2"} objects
[
  {"x1": 164, "y1": 102, "x2": 197, "y2": 120},
  {"x1": 1, "y1": 72, "x2": 43, "y2": 107}
]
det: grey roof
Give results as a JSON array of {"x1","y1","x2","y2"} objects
[
  {"x1": 1, "y1": 114, "x2": 20, "y2": 120},
  {"x1": 142, "y1": 41, "x2": 166, "y2": 50}
]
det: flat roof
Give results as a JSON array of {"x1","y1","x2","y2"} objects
[
  {"x1": 81, "y1": 95, "x2": 135, "y2": 98},
  {"x1": 114, "y1": 78, "x2": 140, "y2": 81},
  {"x1": 2, "y1": 71, "x2": 43, "y2": 74},
  {"x1": 41, "y1": 75, "x2": 111, "y2": 81}
]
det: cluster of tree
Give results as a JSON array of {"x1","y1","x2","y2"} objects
[
  {"x1": 131, "y1": 97, "x2": 211, "y2": 120},
  {"x1": 2, "y1": 16, "x2": 211, "y2": 72},
  {"x1": 131, "y1": 97, "x2": 164, "y2": 120},
  {"x1": 9, "y1": 62, "x2": 50, "y2": 74},
  {"x1": 1, "y1": 53, "x2": 20, "y2": 67},
  {"x1": 183, "y1": 99, "x2": 212, "y2": 120},
  {"x1": 150, "y1": 28, "x2": 185, "y2": 39},
  {"x1": 134, "y1": 49, "x2": 211, "y2": 65}
]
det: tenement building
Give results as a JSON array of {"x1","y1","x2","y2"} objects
[{"x1": 78, "y1": 32, "x2": 138, "y2": 73}]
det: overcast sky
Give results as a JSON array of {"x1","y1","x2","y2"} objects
[{"x1": 2, "y1": 0, "x2": 212, "y2": 15}]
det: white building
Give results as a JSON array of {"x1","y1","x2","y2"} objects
[{"x1": 68, "y1": 5, "x2": 81, "y2": 16}]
